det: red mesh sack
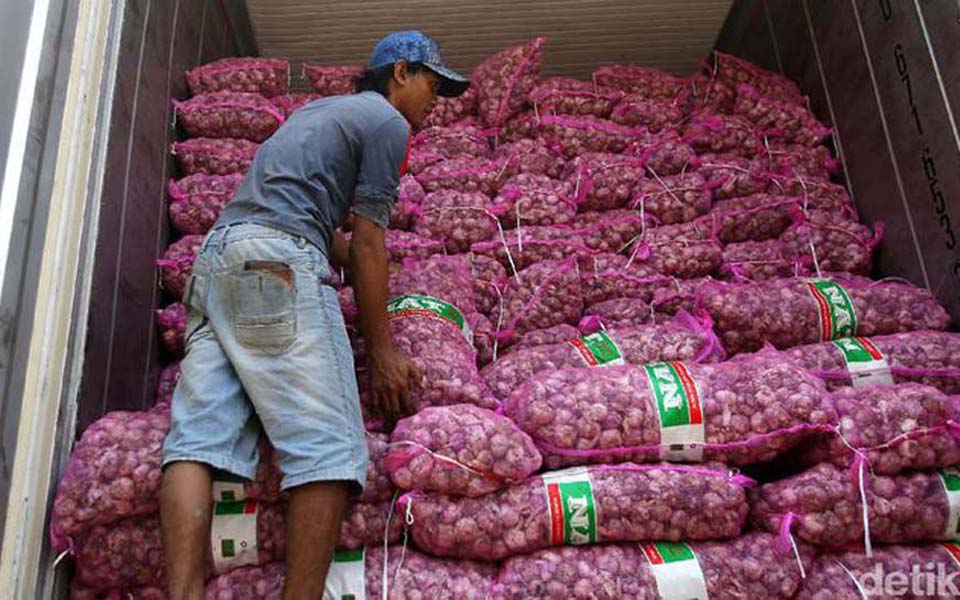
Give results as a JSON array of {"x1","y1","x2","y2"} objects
[
  {"x1": 698, "y1": 152, "x2": 770, "y2": 199},
  {"x1": 155, "y1": 302, "x2": 187, "y2": 356},
  {"x1": 302, "y1": 63, "x2": 363, "y2": 96},
  {"x1": 683, "y1": 112, "x2": 762, "y2": 157},
  {"x1": 412, "y1": 189, "x2": 498, "y2": 253},
  {"x1": 167, "y1": 173, "x2": 243, "y2": 235},
  {"x1": 632, "y1": 171, "x2": 712, "y2": 225},
  {"x1": 539, "y1": 114, "x2": 648, "y2": 158},
  {"x1": 734, "y1": 83, "x2": 830, "y2": 146},
  {"x1": 492, "y1": 173, "x2": 577, "y2": 228},
  {"x1": 268, "y1": 92, "x2": 320, "y2": 117},
  {"x1": 592, "y1": 65, "x2": 689, "y2": 100},
  {"x1": 171, "y1": 138, "x2": 258, "y2": 176},
  {"x1": 493, "y1": 137, "x2": 565, "y2": 179},
  {"x1": 529, "y1": 83, "x2": 622, "y2": 119},
  {"x1": 422, "y1": 84, "x2": 478, "y2": 127},
  {"x1": 566, "y1": 152, "x2": 647, "y2": 212},
  {"x1": 186, "y1": 57, "x2": 289, "y2": 98},
  {"x1": 156, "y1": 235, "x2": 204, "y2": 300},
  {"x1": 717, "y1": 239, "x2": 807, "y2": 281},
  {"x1": 173, "y1": 92, "x2": 284, "y2": 143},
  {"x1": 610, "y1": 94, "x2": 685, "y2": 134},
  {"x1": 473, "y1": 38, "x2": 547, "y2": 127}
]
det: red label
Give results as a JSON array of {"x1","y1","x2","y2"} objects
[
  {"x1": 546, "y1": 483, "x2": 565, "y2": 545},
  {"x1": 856, "y1": 337, "x2": 884, "y2": 360},
  {"x1": 569, "y1": 338, "x2": 598, "y2": 367},
  {"x1": 641, "y1": 543, "x2": 664, "y2": 565},
  {"x1": 943, "y1": 542, "x2": 960, "y2": 566},
  {"x1": 672, "y1": 362, "x2": 703, "y2": 425},
  {"x1": 398, "y1": 132, "x2": 412, "y2": 177},
  {"x1": 807, "y1": 282, "x2": 833, "y2": 341}
]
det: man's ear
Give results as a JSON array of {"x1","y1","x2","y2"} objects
[{"x1": 392, "y1": 60, "x2": 409, "y2": 87}]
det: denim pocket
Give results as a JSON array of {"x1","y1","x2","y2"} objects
[{"x1": 230, "y1": 260, "x2": 298, "y2": 353}]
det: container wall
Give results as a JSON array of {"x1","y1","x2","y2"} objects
[
  {"x1": 75, "y1": 0, "x2": 256, "y2": 432},
  {"x1": 715, "y1": 0, "x2": 960, "y2": 327}
]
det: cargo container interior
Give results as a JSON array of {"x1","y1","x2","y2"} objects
[{"x1": 0, "y1": 0, "x2": 958, "y2": 596}]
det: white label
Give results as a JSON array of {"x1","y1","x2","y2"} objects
[
  {"x1": 324, "y1": 549, "x2": 366, "y2": 600},
  {"x1": 833, "y1": 337, "x2": 894, "y2": 388},
  {"x1": 644, "y1": 362, "x2": 706, "y2": 463},
  {"x1": 210, "y1": 500, "x2": 259, "y2": 573},
  {"x1": 641, "y1": 542, "x2": 710, "y2": 600},
  {"x1": 212, "y1": 479, "x2": 247, "y2": 503},
  {"x1": 939, "y1": 468, "x2": 960, "y2": 539}
]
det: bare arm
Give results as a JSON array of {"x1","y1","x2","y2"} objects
[
  {"x1": 330, "y1": 230, "x2": 350, "y2": 273},
  {"x1": 350, "y1": 215, "x2": 422, "y2": 425}
]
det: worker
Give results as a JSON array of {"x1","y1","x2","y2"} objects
[{"x1": 159, "y1": 31, "x2": 469, "y2": 600}]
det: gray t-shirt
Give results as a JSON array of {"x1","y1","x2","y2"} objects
[{"x1": 216, "y1": 91, "x2": 411, "y2": 255}]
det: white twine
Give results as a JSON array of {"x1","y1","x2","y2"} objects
[
  {"x1": 807, "y1": 237, "x2": 824, "y2": 279},
  {"x1": 834, "y1": 560, "x2": 870, "y2": 600},
  {"x1": 52, "y1": 549, "x2": 71, "y2": 569},
  {"x1": 381, "y1": 491, "x2": 400, "y2": 600},
  {"x1": 645, "y1": 166, "x2": 684, "y2": 208},
  {"x1": 789, "y1": 529, "x2": 807, "y2": 580},
  {"x1": 857, "y1": 457, "x2": 874, "y2": 558},
  {"x1": 394, "y1": 502, "x2": 414, "y2": 582},
  {"x1": 385, "y1": 441, "x2": 488, "y2": 477}
]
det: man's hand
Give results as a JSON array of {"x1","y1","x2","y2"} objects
[
  {"x1": 368, "y1": 347, "x2": 423, "y2": 426},
  {"x1": 350, "y1": 213, "x2": 424, "y2": 425}
]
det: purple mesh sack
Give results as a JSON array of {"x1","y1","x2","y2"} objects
[
  {"x1": 412, "y1": 189, "x2": 497, "y2": 253},
  {"x1": 698, "y1": 152, "x2": 771, "y2": 199},
  {"x1": 341, "y1": 230, "x2": 444, "y2": 264},
  {"x1": 763, "y1": 139, "x2": 840, "y2": 180},
  {"x1": 699, "y1": 277, "x2": 950, "y2": 355},
  {"x1": 529, "y1": 83, "x2": 622, "y2": 119},
  {"x1": 780, "y1": 213, "x2": 883, "y2": 276},
  {"x1": 786, "y1": 383, "x2": 960, "y2": 475},
  {"x1": 155, "y1": 302, "x2": 187, "y2": 356},
  {"x1": 495, "y1": 258, "x2": 584, "y2": 344},
  {"x1": 630, "y1": 221, "x2": 723, "y2": 279},
  {"x1": 784, "y1": 331, "x2": 960, "y2": 394},
  {"x1": 575, "y1": 209, "x2": 653, "y2": 254},
  {"x1": 72, "y1": 500, "x2": 398, "y2": 591},
  {"x1": 399, "y1": 464, "x2": 752, "y2": 561},
  {"x1": 709, "y1": 51, "x2": 805, "y2": 105},
  {"x1": 156, "y1": 235, "x2": 203, "y2": 300},
  {"x1": 492, "y1": 137, "x2": 565, "y2": 179},
  {"x1": 578, "y1": 252, "x2": 674, "y2": 306},
  {"x1": 592, "y1": 65, "x2": 689, "y2": 100},
  {"x1": 186, "y1": 57, "x2": 289, "y2": 97},
  {"x1": 565, "y1": 152, "x2": 647, "y2": 212},
  {"x1": 171, "y1": 138, "x2": 258, "y2": 176},
  {"x1": 797, "y1": 544, "x2": 960, "y2": 600},
  {"x1": 481, "y1": 311, "x2": 724, "y2": 400},
  {"x1": 415, "y1": 156, "x2": 513, "y2": 196},
  {"x1": 268, "y1": 92, "x2": 320, "y2": 117},
  {"x1": 688, "y1": 73, "x2": 737, "y2": 114},
  {"x1": 632, "y1": 171, "x2": 712, "y2": 225},
  {"x1": 504, "y1": 352, "x2": 835, "y2": 469},
  {"x1": 717, "y1": 239, "x2": 807, "y2": 281},
  {"x1": 750, "y1": 462, "x2": 960, "y2": 549},
  {"x1": 302, "y1": 63, "x2": 363, "y2": 96},
  {"x1": 155, "y1": 362, "x2": 180, "y2": 406},
  {"x1": 539, "y1": 115, "x2": 648, "y2": 158},
  {"x1": 167, "y1": 173, "x2": 243, "y2": 234},
  {"x1": 173, "y1": 92, "x2": 285, "y2": 142},
  {"x1": 610, "y1": 94, "x2": 685, "y2": 133},
  {"x1": 492, "y1": 173, "x2": 577, "y2": 228},
  {"x1": 473, "y1": 38, "x2": 546, "y2": 127},
  {"x1": 683, "y1": 112, "x2": 762, "y2": 157},
  {"x1": 766, "y1": 175, "x2": 858, "y2": 217},
  {"x1": 204, "y1": 547, "x2": 496, "y2": 600},
  {"x1": 495, "y1": 531, "x2": 811, "y2": 600},
  {"x1": 390, "y1": 175, "x2": 426, "y2": 231},
  {"x1": 385, "y1": 404, "x2": 542, "y2": 496},
  {"x1": 422, "y1": 85, "x2": 479, "y2": 127},
  {"x1": 697, "y1": 194, "x2": 802, "y2": 244},
  {"x1": 469, "y1": 253, "x2": 506, "y2": 318},
  {"x1": 412, "y1": 125, "x2": 490, "y2": 159},
  {"x1": 734, "y1": 83, "x2": 830, "y2": 146},
  {"x1": 497, "y1": 111, "x2": 539, "y2": 143},
  {"x1": 470, "y1": 225, "x2": 592, "y2": 274},
  {"x1": 629, "y1": 133, "x2": 700, "y2": 175}
]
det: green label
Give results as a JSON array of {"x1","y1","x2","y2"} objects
[
  {"x1": 940, "y1": 467, "x2": 960, "y2": 539},
  {"x1": 642, "y1": 542, "x2": 697, "y2": 564},
  {"x1": 210, "y1": 500, "x2": 258, "y2": 573},
  {"x1": 387, "y1": 294, "x2": 467, "y2": 333},
  {"x1": 808, "y1": 280, "x2": 858, "y2": 341},
  {"x1": 942, "y1": 468, "x2": 960, "y2": 492},
  {"x1": 642, "y1": 541, "x2": 709, "y2": 599},
  {"x1": 569, "y1": 331, "x2": 624, "y2": 367},
  {"x1": 334, "y1": 549, "x2": 365, "y2": 562},
  {"x1": 543, "y1": 468, "x2": 598, "y2": 546},
  {"x1": 644, "y1": 362, "x2": 703, "y2": 428},
  {"x1": 327, "y1": 547, "x2": 366, "y2": 600}
]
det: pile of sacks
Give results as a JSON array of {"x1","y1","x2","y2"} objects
[{"x1": 53, "y1": 42, "x2": 960, "y2": 599}]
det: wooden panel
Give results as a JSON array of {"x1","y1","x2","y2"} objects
[
  {"x1": 852, "y1": 0, "x2": 960, "y2": 323},
  {"x1": 718, "y1": 0, "x2": 960, "y2": 325},
  {"x1": 714, "y1": 0, "x2": 779, "y2": 74},
  {"x1": 76, "y1": 0, "x2": 252, "y2": 432},
  {"x1": 246, "y1": 0, "x2": 734, "y2": 79}
]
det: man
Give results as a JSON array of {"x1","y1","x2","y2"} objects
[{"x1": 159, "y1": 31, "x2": 469, "y2": 599}]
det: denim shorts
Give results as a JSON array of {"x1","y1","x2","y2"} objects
[{"x1": 162, "y1": 223, "x2": 368, "y2": 492}]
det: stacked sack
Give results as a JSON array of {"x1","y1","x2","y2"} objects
[{"x1": 55, "y1": 41, "x2": 960, "y2": 599}]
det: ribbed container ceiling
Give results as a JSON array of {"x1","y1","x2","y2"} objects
[{"x1": 245, "y1": 0, "x2": 733, "y2": 81}]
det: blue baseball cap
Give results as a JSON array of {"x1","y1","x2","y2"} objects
[{"x1": 369, "y1": 31, "x2": 470, "y2": 97}]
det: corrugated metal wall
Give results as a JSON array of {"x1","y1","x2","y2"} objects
[
  {"x1": 76, "y1": 0, "x2": 257, "y2": 432},
  {"x1": 246, "y1": 0, "x2": 733, "y2": 79},
  {"x1": 716, "y1": 0, "x2": 960, "y2": 327}
]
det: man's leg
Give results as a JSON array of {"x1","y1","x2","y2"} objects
[
  {"x1": 160, "y1": 461, "x2": 213, "y2": 600},
  {"x1": 283, "y1": 480, "x2": 352, "y2": 600}
]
